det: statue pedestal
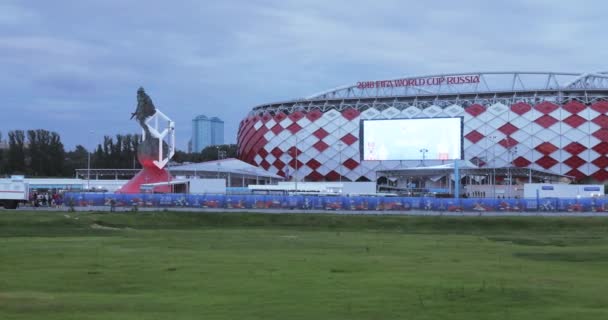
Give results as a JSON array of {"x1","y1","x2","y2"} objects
[{"x1": 115, "y1": 166, "x2": 172, "y2": 194}]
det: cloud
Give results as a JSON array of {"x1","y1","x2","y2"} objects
[{"x1": 2, "y1": 0, "x2": 608, "y2": 151}]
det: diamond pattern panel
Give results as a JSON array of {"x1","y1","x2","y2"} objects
[
  {"x1": 465, "y1": 117, "x2": 484, "y2": 130},
  {"x1": 498, "y1": 137, "x2": 518, "y2": 148},
  {"x1": 465, "y1": 104, "x2": 486, "y2": 117},
  {"x1": 288, "y1": 158, "x2": 304, "y2": 170},
  {"x1": 593, "y1": 129, "x2": 608, "y2": 142},
  {"x1": 342, "y1": 108, "x2": 360, "y2": 121},
  {"x1": 313, "y1": 128, "x2": 329, "y2": 139},
  {"x1": 239, "y1": 101, "x2": 608, "y2": 182},
  {"x1": 593, "y1": 142, "x2": 608, "y2": 155},
  {"x1": 563, "y1": 114, "x2": 586, "y2": 128},
  {"x1": 592, "y1": 156, "x2": 608, "y2": 169},
  {"x1": 563, "y1": 101, "x2": 586, "y2": 114},
  {"x1": 343, "y1": 158, "x2": 359, "y2": 170},
  {"x1": 591, "y1": 101, "x2": 608, "y2": 114},
  {"x1": 342, "y1": 120, "x2": 358, "y2": 133},
  {"x1": 535, "y1": 101, "x2": 559, "y2": 114},
  {"x1": 535, "y1": 142, "x2": 558, "y2": 155},
  {"x1": 488, "y1": 102, "x2": 508, "y2": 115},
  {"x1": 423, "y1": 105, "x2": 442, "y2": 117},
  {"x1": 498, "y1": 123, "x2": 518, "y2": 135},
  {"x1": 563, "y1": 156, "x2": 586, "y2": 169},
  {"x1": 271, "y1": 124, "x2": 283, "y2": 135},
  {"x1": 306, "y1": 159, "x2": 322, "y2": 170},
  {"x1": 287, "y1": 122, "x2": 302, "y2": 134},
  {"x1": 564, "y1": 142, "x2": 587, "y2": 155},
  {"x1": 402, "y1": 106, "x2": 421, "y2": 118},
  {"x1": 341, "y1": 133, "x2": 358, "y2": 146},
  {"x1": 288, "y1": 111, "x2": 305, "y2": 122},
  {"x1": 565, "y1": 169, "x2": 586, "y2": 181},
  {"x1": 382, "y1": 107, "x2": 400, "y2": 119},
  {"x1": 592, "y1": 170, "x2": 608, "y2": 181},
  {"x1": 534, "y1": 114, "x2": 558, "y2": 128},
  {"x1": 511, "y1": 102, "x2": 532, "y2": 115},
  {"x1": 536, "y1": 156, "x2": 558, "y2": 169},
  {"x1": 273, "y1": 159, "x2": 286, "y2": 170},
  {"x1": 313, "y1": 140, "x2": 329, "y2": 152},
  {"x1": 465, "y1": 130, "x2": 484, "y2": 143},
  {"x1": 512, "y1": 157, "x2": 531, "y2": 167},
  {"x1": 593, "y1": 114, "x2": 608, "y2": 128},
  {"x1": 444, "y1": 104, "x2": 463, "y2": 117},
  {"x1": 361, "y1": 108, "x2": 380, "y2": 119},
  {"x1": 296, "y1": 117, "x2": 311, "y2": 128},
  {"x1": 560, "y1": 129, "x2": 584, "y2": 145},
  {"x1": 307, "y1": 109, "x2": 323, "y2": 121}
]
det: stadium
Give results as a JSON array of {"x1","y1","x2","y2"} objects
[{"x1": 238, "y1": 71, "x2": 608, "y2": 183}]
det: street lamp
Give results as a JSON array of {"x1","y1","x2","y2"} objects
[
  {"x1": 87, "y1": 130, "x2": 93, "y2": 191},
  {"x1": 337, "y1": 142, "x2": 344, "y2": 183},
  {"x1": 166, "y1": 163, "x2": 171, "y2": 193},
  {"x1": 487, "y1": 135, "x2": 497, "y2": 198},
  {"x1": 508, "y1": 146, "x2": 518, "y2": 198},
  {"x1": 419, "y1": 148, "x2": 428, "y2": 166},
  {"x1": 294, "y1": 135, "x2": 298, "y2": 192}
]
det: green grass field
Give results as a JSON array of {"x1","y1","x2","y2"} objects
[{"x1": 2, "y1": 211, "x2": 608, "y2": 319}]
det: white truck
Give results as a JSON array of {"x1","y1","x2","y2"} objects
[{"x1": 0, "y1": 176, "x2": 29, "y2": 209}]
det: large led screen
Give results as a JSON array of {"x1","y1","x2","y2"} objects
[{"x1": 361, "y1": 117, "x2": 463, "y2": 161}]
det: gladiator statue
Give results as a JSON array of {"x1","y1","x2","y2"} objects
[{"x1": 131, "y1": 87, "x2": 157, "y2": 138}]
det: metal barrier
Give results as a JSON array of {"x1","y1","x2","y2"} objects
[{"x1": 63, "y1": 193, "x2": 608, "y2": 213}]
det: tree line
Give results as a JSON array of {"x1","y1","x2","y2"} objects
[{"x1": 0, "y1": 130, "x2": 237, "y2": 178}]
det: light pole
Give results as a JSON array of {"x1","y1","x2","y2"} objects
[
  {"x1": 487, "y1": 135, "x2": 497, "y2": 198},
  {"x1": 294, "y1": 135, "x2": 298, "y2": 192},
  {"x1": 419, "y1": 148, "x2": 428, "y2": 166},
  {"x1": 87, "y1": 130, "x2": 93, "y2": 191},
  {"x1": 166, "y1": 163, "x2": 171, "y2": 193},
  {"x1": 337, "y1": 142, "x2": 343, "y2": 183},
  {"x1": 508, "y1": 146, "x2": 518, "y2": 198}
]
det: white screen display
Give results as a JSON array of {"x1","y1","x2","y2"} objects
[{"x1": 361, "y1": 117, "x2": 463, "y2": 161}]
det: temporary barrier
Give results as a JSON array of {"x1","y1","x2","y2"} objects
[{"x1": 63, "y1": 193, "x2": 608, "y2": 213}]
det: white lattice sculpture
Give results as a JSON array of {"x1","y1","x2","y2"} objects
[{"x1": 143, "y1": 109, "x2": 175, "y2": 169}]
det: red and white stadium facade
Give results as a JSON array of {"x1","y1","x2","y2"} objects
[{"x1": 238, "y1": 72, "x2": 608, "y2": 182}]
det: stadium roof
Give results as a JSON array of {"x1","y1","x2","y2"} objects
[
  {"x1": 169, "y1": 158, "x2": 284, "y2": 179},
  {"x1": 377, "y1": 165, "x2": 573, "y2": 184},
  {"x1": 251, "y1": 71, "x2": 608, "y2": 114}
]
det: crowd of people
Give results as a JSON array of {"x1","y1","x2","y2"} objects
[{"x1": 29, "y1": 191, "x2": 63, "y2": 207}]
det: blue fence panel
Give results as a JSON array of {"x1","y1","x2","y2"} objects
[
  {"x1": 225, "y1": 195, "x2": 248, "y2": 209},
  {"x1": 202, "y1": 194, "x2": 225, "y2": 209},
  {"x1": 62, "y1": 193, "x2": 608, "y2": 213},
  {"x1": 322, "y1": 196, "x2": 344, "y2": 210},
  {"x1": 591, "y1": 198, "x2": 608, "y2": 212}
]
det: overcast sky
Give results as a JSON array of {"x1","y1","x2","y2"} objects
[{"x1": 1, "y1": 0, "x2": 607, "y2": 151}]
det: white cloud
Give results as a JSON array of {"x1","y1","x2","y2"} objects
[{"x1": 3, "y1": 0, "x2": 608, "y2": 149}]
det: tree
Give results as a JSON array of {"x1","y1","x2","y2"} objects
[
  {"x1": 63, "y1": 145, "x2": 88, "y2": 177},
  {"x1": 90, "y1": 134, "x2": 142, "y2": 170},
  {"x1": 7, "y1": 130, "x2": 26, "y2": 174},
  {"x1": 26, "y1": 129, "x2": 65, "y2": 177},
  {"x1": 0, "y1": 131, "x2": 4, "y2": 174},
  {"x1": 48, "y1": 131, "x2": 65, "y2": 176}
]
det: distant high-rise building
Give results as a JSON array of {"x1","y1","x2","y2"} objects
[{"x1": 192, "y1": 115, "x2": 224, "y2": 152}]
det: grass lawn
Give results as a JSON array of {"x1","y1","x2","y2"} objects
[{"x1": 1, "y1": 211, "x2": 608, "y2": 319}]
